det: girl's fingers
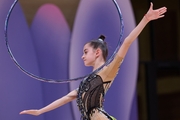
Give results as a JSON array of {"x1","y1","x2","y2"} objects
[
  {"x1": 158, "y1": 7, "x2": 167, "y2": 13},
  {"x1": 159, "y1": 15, "x2": 165, "y2": 18},
  {"x1": 20, "y1": 111, "x2": 26, "y2": 114},
  {"x1": 149, "y1": 2, "x2": 153, "y2": 11}
]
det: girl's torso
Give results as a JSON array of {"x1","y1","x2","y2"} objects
[{"x1": 77, "y1": 55, "x2": 123, "y2": 120}]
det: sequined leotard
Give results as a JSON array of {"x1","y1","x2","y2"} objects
[{"x1": 77, "y1": 55, "x2": 123, "y2": 120}]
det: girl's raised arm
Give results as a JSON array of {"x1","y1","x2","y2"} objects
[{"x1": 117, "y1": 2, "x2": 167, "y2": 58}]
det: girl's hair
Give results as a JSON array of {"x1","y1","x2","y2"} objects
[{"x1": 88, "y1": 35, "x2": 108, "y2": 61}]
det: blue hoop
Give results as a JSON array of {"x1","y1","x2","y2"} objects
[{"x1": 4, "y1": 0, "x2": 124, "y2": 83}]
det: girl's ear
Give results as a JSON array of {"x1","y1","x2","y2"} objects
[{"x1": 95, "y1": 48, "x2": 101, "y2": 57}]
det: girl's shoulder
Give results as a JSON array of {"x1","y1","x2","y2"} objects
[{"x1": 97, "y1": 54, "x2": 123, "y2": 82}]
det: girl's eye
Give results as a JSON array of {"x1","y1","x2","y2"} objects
[{"x1": 84, "y1": 51, "x2": 87, "y2": 54}]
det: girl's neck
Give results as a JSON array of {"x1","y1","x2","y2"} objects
[{"x1": 93, "y1": 61, "x2": 105, "y2": 71}]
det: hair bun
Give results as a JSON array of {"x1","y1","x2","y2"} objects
[{"x1": 99, "y1": 35, "x2": 106, "y2": 41}]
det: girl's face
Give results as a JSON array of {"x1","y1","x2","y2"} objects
[{"x1": 82, "y1": 43, "x2": 97, "y2": 66}]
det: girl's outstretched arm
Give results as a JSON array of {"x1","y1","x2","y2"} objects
[
  {"x1": 117, "y1": 2, "x2": 167, "y2": 58},
  {"x1": 20, "y1": 90, "x2": 77, "y2": 116}
]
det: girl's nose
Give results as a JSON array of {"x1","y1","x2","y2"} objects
[{"x1": 81, "y1": 55, "x2": 84, "y2": 60}]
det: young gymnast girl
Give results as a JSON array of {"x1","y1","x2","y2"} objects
[{"x1": 20, "y1": 3, "x2": 167, "y2": 120}]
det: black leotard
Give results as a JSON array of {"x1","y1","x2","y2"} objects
[{"x1": 77, "y1": 55, "x2": 123, "y2": 120}]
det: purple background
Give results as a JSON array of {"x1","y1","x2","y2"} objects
[{"x1": 0, "y1": 0, "x2": 138, "y2": 120}]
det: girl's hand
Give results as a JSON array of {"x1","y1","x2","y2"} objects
[
  {"x1": 145, "y1": 2, "x2": 167, "y2": 21},
  {"x1": 20, "y1": 109, "x2": 41, "y2": 116}
]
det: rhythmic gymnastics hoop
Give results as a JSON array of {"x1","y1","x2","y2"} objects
[{"x1": 4, "y1": 0, "x2": 124, "y2": 83}]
